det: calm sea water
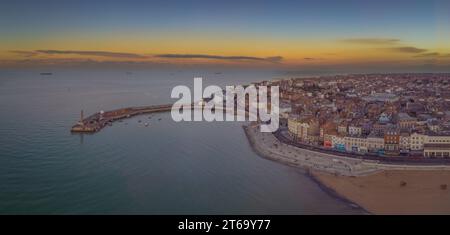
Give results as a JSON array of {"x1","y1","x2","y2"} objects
[{"x1": 0, "y1": 69, "x2": 363, "y2": 214}]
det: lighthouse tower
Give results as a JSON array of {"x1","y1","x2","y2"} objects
[{"x1": 78, "y1": 110, "x2": 84, "y2": 126}]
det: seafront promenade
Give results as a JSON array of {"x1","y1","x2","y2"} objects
[
  {"x1": 244, "y1": 124, "x2": 450, "y2": 177},
  {"x1": 275, "y1": 129, "x2": 450, "y2": 165},
  {"x1": 244, "y1": 123, "x2": 379, "y2": 176}
]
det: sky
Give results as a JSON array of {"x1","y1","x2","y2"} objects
[{"x1": 1, "y1": 0, "x2": 450, "y2": 71}]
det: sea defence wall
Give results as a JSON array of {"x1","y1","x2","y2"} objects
[
  {"x1": 243, "y1": 124, "x2": 450, "y2": 177},
  {"x1": 70, "y1": 104, "x2": 248, "y2": 133}
]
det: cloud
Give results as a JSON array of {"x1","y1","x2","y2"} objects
[
  {"x1": 11, "y1": 50, "x2": 283, "y2": 63},
  {"x1": 0, "y1": 58, "x2": 168, "y2": 69},
  {"x1": 10, "y1": 49, "x2": 149, "y2": 59},
  {"x1": 155, "y1": 54, "x2": 283, "y2": 63},
  {"x1": 338, "y1": 38, "x2": 431, "y2": 55},
  {"x1": 338, "y1": 38, "x2": 400, "y2": 45},
  {"x1": 382, "y1": 46, "x2": 428, "y2": 54},
  {"x1": 264, "y1": 56, "x2": 284, "y2": 62},
  {"x1": 413, "y1": 52, "x2": 440, "y2": 57},
  {"x1": 9, "y1": 50, "x2": 39, "y2": 57},
  {"x1": 409, "y1": 52, "x2": 450, "y2": 58},
  {"x1": 35, "y1": 50, "x2": 149, "y2": 59},
  {"x1": 303, "y1": 57, "x2": 324, "y2": 61}
]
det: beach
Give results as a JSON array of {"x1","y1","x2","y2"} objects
[
  {"x1": 244, "y1": 124, "x2": 450, "y2": 214},
  {"x1": 313, "y1": 170, "x2": 450, "y2": 214}
]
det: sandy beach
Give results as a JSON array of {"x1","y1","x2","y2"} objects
[
  {"x1": 243, "y1": 124, "x2": 450, "y2": 214},
  {"x1": 312, "y1": 170, "x2": 450, "y2": 214}
]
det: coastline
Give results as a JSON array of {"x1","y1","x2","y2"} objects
[
  {"x1": 305, "y1": 169, "x2": 369, "y2": 213},
  {"x1": 243, "y1": 124, "x2": 450, "y2": 214},
  {"x1": 71, "y1": 104, "x2": 450, "y2": 214},
  {"x1": 242, "y1": 124, "x2": 369, "y2": 214},
  {"x1": 312, "y1": 170, "x2": 450, "y2": 214}
]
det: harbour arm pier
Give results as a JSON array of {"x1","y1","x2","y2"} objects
[
  {"x1": 71, "y1": 101, "x2": 249, "y2": 133},
  {"x1": 71, "y1": 104, "x2": 175, "y2": 133}
]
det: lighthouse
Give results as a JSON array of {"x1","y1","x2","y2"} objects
[{"x1": 78, "y1": 110, "x2": 84, "y2": 126}]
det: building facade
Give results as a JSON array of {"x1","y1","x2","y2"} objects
[
  {"x1": 384, "y1": 130, "x2": 400, "y2": 155},
  {"x1": 423, "y1": 134, "x2": 450, "y2": 158},
  {"x1": 410, "y1": 132, "x2": 426, "y2": 151}
]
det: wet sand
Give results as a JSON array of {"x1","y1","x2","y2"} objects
[{"x1": 312, "y1": 170, "x2": 450, "y2": 214}]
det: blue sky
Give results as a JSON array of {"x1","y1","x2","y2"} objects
[{"x1": 1, "y1": 0, "x2": 449, "y2": 70}]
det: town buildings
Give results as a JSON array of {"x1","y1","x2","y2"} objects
[{"x1": 278, "y1": 74, "x2": 450, "y2": 158}]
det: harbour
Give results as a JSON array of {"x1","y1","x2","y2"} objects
[
  {"x1": 1, "y1": 69, "x2": 362, "y2": 214},
  {"x1": 71, "y1": 104, "x2": 175, "y2": 133}
]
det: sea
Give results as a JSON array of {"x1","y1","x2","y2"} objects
[{"x1": 0, "y1": 68, "x2": 364, "y2": 214}]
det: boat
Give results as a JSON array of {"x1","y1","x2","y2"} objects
[
  {"x1": 40, "y1": 72, "x2": 53, "y2": 76},
  {"x1": 144, "y1": 123, "x2": 149, "y2": 127}
]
